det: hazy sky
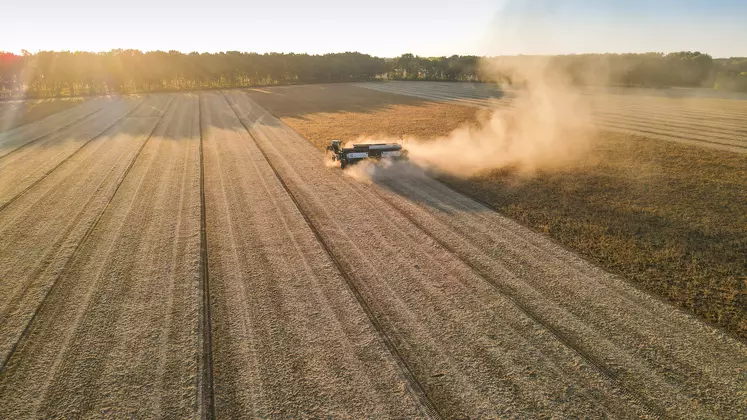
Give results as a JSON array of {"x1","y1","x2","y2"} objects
[{"x1": 4, "y1": 0, "x2": 747, "y2": 57}]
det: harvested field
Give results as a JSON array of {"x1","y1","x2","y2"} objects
[
  {"x1": 246, "y1": 83, "x2": 747, "y2": 340},
  {"x1": 356, "y1": 81, "x2": 747, "y2": 153},
  {"x1": 0, "y1": 97, "x2": 89, "y2": 132},
  {"x1": 200, "y1": 92, "x2": 425, "y2": 417},
  {"x1": 245, "y1": 84, "x2": 483, "y2": 150},
  {"x1": 1, "y1": 89, "x2": 745, "y2": 418}
]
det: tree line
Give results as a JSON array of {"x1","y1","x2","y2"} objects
[
  {"x1": 1, "y1": 50, "x2": 746, "y2": 98},
  {"x1": 395, "y1": 52, "x2": 747, "y2": 92},
  {"x1": 0, "y1": 51, "x2": 387, "y2": 98}
]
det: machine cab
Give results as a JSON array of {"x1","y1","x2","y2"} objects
[{"x1": 327, "y1": 139, "x2": 342, "y2": 152}]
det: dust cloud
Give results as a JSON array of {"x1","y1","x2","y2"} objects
[
  {"x1": 347, "y1": 57, "x2": 598, "y2": 179},
  {"x1": 342, "y1": 160, "x2": 377, "y2": 183}
]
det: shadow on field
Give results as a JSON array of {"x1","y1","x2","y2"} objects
[
  {"x1": 232, "y1": 87, "x2": 747, "y2": 341},
  {"x1": 0, "y1": 93, "x2": 193, "y2": 158},
  {"x1": 5, "y1": 89, "x2": 745, "y2": 342},
  {"x1": 243, "y1": 83, "x2": 439, "y2": 119},
  {"x1": 441, "y1": 148, "x2": 747, "y2": 341},
  {"x1": 339, "y1": 160, "x2": 490, "y2": 214},
  {"x1": 0, "y1": 97, "x2": 88, "y2": 132},
  {"x1": 202, "y1": 89, "x2": 484, "y2": 214},
  {"x1": 328, "y1": 161, "x2": 486, "y2": 217}
]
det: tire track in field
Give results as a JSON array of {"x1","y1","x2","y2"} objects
[
  {"x1": 386, "y1": 173, "x2": 747, "y2": 365},
  {"x1": 0, "y1": 94, "x2": 203, "y2": 418},
  {"x1": 376, "y1": 81, "x2": 747, "y2": 123},
  {"x1": 589, "y1": 96, "x2": 747, "y2": 122},
  {"x1": 225, "y1": 91, "x2": 657, "y2": 418},
  {"x1": 229, "y1": 91, "x2": 746, "y2": 418},
  {"x1": 591, "y1": 107, "x2": 747, "y2": 139},
  {"x1": 0, "y1": 97, "x2": 111, "y2": 136},
  {"x1": 392, "y1": 84, "x2": 499, "y2": 100},
  {"x1": 358, "y1": 84, "x2": 497, "y2": 109},
  {"x1": 369, "y1": 172, "x2": 747, "y2": 418},
  {"x1": 593, "y1": 119, "x2": 747, "y2": 151},
  {"x1": 590, "y1": 95, "x2": 747, "y2": 122},
  {"x1": 221, "y1": 91, "x2": 442, "y2": 419},
  {"x1": 0, "y1": 117, "x2": 164, "y2": 363},
  {"x1": 589, "y1": 103, "x2": 747, "y2": 136},
  {"x1": 380, "y1": 81, "x2": 746, "y2": 148},
  {"x1": 364, "y1": 183, "x2": 666, "y2": 419},
  {"x1": 196, "y1": 94, "x2": 216, "y2": 420},
  {"x1": 0, "y1": 107, "x2": 106, "y2": 159},
  {"x1": 0, "y1": 96, "x2": 174, "y2": 376},
  {"x1": 593, "y1": 113, "x2": 747, "y2": 146},
  {"x1": 356, "y1": 82, "x2": 747, "y2": 153},
  {"x1": 384, "y1": 81, "x2": 505, "y2": 99},
  {"x1": 303, "y1": 169, "x2": 659, "y2": 417},
  {"x1": 377, "y1": 83, "x2": 747, "y2": 138},
  {"x1": 0, "y1": 97, "x2": 125, "y2": 158},
  {"x1": 0, "y1": 98, "x2": 88, "y2": 133},
  {"x1": 203, "y1": 92, "x2": 427, "y2": 417},
  {"x1": 360, "y1": 81, "x2": 746, "y2": 125},
  {"x1": 0, "y1": 97, "x2": 148, "y2": 212},
  {"x1": 357, "y1": 83, "x2": 499, "y2": 106}
]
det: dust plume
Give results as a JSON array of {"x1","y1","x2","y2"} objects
[
  {"x1": 351, "y1": 57, "x2": 597, "y2": 179},
  {"x1": 342, "y1": 160, "x2": 377, "y2": 184}
]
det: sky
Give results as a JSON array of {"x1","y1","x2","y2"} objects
[{"x1": 3, "y1": 0, "x2": 747, "y2": 58}]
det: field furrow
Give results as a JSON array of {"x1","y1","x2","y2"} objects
[
  {"x1": 200, "y1": 92, "x2": 427, "y2": 417},
  {"x1": 594, "y1": 121, "x2": 746, "y2": 151},
  {"x1": 591, "y1": 107, "x2": 747, "y2": 138},
  {"x1": 372, "y1": 81, "x2": 747, "y2": 120},
  {"x1": 0, "y1": 96, "x2": 170, "y2": 369},
  {"x1": 356, "y1": 82, "x2": 747, "y2": 152},
  {"x1": 590, "y1": 114, "x2": 746, "y2": 147},
  {"x1": 1, "y1": 88, "x2": 744, "y2": 417},
  {"x1": 369, "y1": 170, "x2": 747, "y2": 419},
  {"x1": 353, "y1": 83, "x2": 499, "y2": 108},
  {"x1": 0, "y1": 97, "x2": 121, "y2": 155},
  {"x1": 589, "y1": 95, "x2": 747, "y2": 122},
  {"x1": 0, "y1": 97, "x2": 147, "y2": 209},
  {"x1": 223, "y1": 91, "x2": 667, "y2": 418},
  {"x1": 227, "y1": 91, "x2": 746, "y2": 418},
  {"x1": 0, "y1": 94, "x2": 203, "y2": 419}
]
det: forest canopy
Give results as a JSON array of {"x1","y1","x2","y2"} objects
[{"x1": 1, "y1": 50, "x2": 746, "y2": 98}]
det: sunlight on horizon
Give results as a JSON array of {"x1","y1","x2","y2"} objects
[{"x1": 4, "y1": 0, "x2": 747, "y2": 57}]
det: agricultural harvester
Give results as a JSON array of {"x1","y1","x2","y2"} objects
[{"x1": 326, "y1": 140, "x2": 407, "y2": 169}]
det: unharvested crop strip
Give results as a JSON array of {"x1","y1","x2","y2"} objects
[
  {"x1": 0, "y1": 96, "x2": 174, "y2": 377},
  {"x1": 363, "y1": 83, "x2": 745, "y2": 152},
  {"x1": 197, "y1": 94, "x2": 216, "y2": 420},
  {"x1": 366, "y1": 184, "x2": 667, "y2": 419},
  {"x1": 0, "y1": 98, "x2": 150, "y2": 213},
  {"x1": 591, "y1": 112, "x2": 747, "y2": 144},
  {"x1": 598, "y1": 121, "x2": 747, "y2": 152},
  {"x1": 0, "y1": 106, "x2": 106, "y2": 159},
  {"x1": 591, "y1": 97, "x2": 747, "y2": 121},
  {"x1": 591, "y1": 105, "x2": 747, "y2": 132},
  {"x1": 362, "y1": 85, "x2": 494, "y2": 108},
  {"x1": 221, "y1": 91, "x2": 442, "y2": 420},
  {"x1": 592, "y1": 112, "x2": 747, "y2": 141}
]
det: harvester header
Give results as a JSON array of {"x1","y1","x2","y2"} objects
[{"x1": 326, "y1": 140, "x2": 407, "y2": 169}]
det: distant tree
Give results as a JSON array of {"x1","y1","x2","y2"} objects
[{"x1": 1, "y1": 49, "x2": 745, "y2": 99}]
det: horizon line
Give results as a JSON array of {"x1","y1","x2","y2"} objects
[{"x1": 2, "y1": 49, "x2": 744, "y2": 60}]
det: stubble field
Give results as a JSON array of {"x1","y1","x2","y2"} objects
[
  {"x1": 0, "y1": 85, "x2": 745, "y2": 418},
  {"x1": 247, "y1": 82, "x2": 747, "y2": 340},
  {"x1": 0, "y1": 97, "x2": 88, "y2": 132},
  {"x1": 357, "y1": 81, "x2": 747, "y2": 153}
]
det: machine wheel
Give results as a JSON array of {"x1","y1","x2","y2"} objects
[{"x1": 325, "y1": 149, "x2": 340, "y2": 168}]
